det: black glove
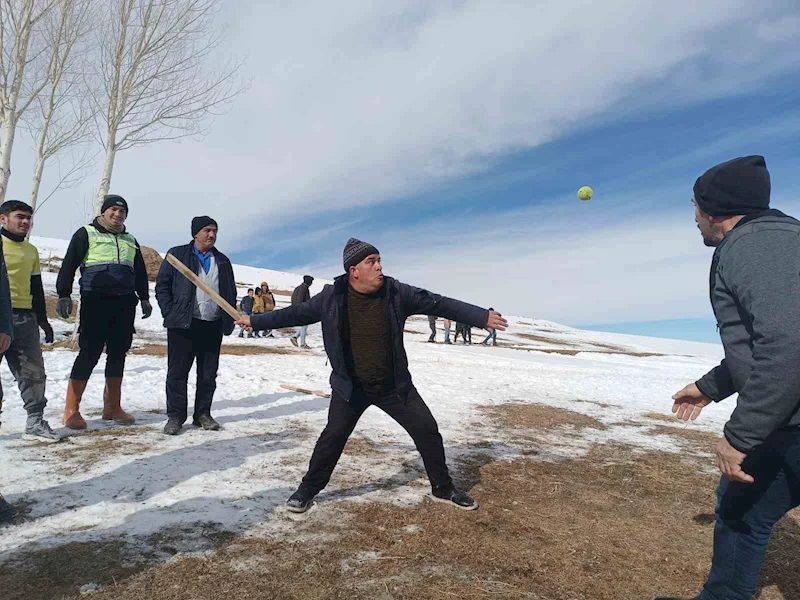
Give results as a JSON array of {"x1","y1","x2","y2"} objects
[
  {"x1": 56, "y1": 297, "x2": 73, "y2": 319},
  {"x1": 39, "y1": 321, "x2": 54, "y2": 343},
  {"x1": 141, "y1": 300, "x2": 153, "y2": 319}
]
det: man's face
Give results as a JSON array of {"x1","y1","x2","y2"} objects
[
  {"x1": 0, "y1": 210, "x2": 32, "y2": 236},
  {"x1": 693, "y1": 198, "x2": 723, "y2": 247},
  {"x1": 350, "y1": 253, "x2": 383, "y2": 292},
  {"x1": 104, "y1": 206, "x2": 127, "y2": 227},
  {"x1": 194, "y1": 225, "x2": 217, "y2": 251}
]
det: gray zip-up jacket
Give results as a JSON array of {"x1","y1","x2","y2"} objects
[{"x1": 696, "y1": 210, "x2": 800, "y2": 453}]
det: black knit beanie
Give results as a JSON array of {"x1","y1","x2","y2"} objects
[
  {"x1": 303, "y1": 275, "x2": 314, "y2": 285},
  {"x1": 343, "y1": 237, "x2": 379, "y2": 271},
  {"x1": 694, "y1": 156, "x2": 770, "y2": 217},
  {"x1": 192, "y1": 216, "x2": 218, "y2": 237},
  {"x1": 101, "y1": 194, "x2": 128, "y2": 214}
]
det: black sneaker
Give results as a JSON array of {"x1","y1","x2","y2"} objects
[
  {"x1": 290, "y1": 337, "x2": 299, "y2": 347},
  {"x1": 163, "y1": 418, "x2": 183, "y2": 436},
  {"x1": 0, "y1": 494, "x2": 17, "y2": 523},
  {"x1": 431, "y1": 486, "x2": 479, "y2": 510},
  {"x1": 286, "y1": 487, "x2": 316, "y2": 513},
  {"x1": 193, "y1": 413, "x2": 220, "y2": 431}
]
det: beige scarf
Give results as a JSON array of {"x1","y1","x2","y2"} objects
[{"x1": 97, "y1": 215, "x2": 125, "y2": 234}]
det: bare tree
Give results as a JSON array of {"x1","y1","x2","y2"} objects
[
  {"x1": 26, "y1": 0, "x2": 95, "y2": 225},
  {"x1": 93, "y1": 0, "x2": 244, "y2": 214},
  {"x1": 0, "y1": 0, "x2": 60, "y2": 203}
]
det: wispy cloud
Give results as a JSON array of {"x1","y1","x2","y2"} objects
[{"x1": 15, "y1": 0, "x2": 800, "y2": 252}]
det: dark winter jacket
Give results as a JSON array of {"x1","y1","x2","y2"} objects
[
  {"x1": 291, "y1": 281, "x2": 311, "y2": 306},
  {"x1": 240, "y1": 295, "x2": 255, "y2": 315},
  {"x1": 56, "y1": 219, "x2": 149, "y2": 300},
  {"x1": 251, "y1": 275, "x2": 488, "y2": 401},
  {"x1": 0, "y1": 236, "x2": 13, "y2": 337},
  {"x1": 154, "y1": 242, "x2": 237, "y2": 335},
  {"x1": 696, "y1": 210, "x2": 800, "y2": 453}
]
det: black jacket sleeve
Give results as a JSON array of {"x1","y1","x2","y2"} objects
[
  {"x1": 56, "y1": 227, "x2": 89, "y2": 298},
  {"x1": 0, "y1": 238, "x2": 12, "y2": 337},
  {"x1": 696, "y1": 360, "x2": 736, "y2": 402},
  {"x1": 396, "y1": 281, "x2": 488, "y2": 329},
  {"x1": 31, "y1": 274, "x2": 47, "y2": 323},
  {"x1": 251, "y1": 290, "x2": 324, "y2": 331},
  {"x1": 154, "y1": 250, "x2": 175, "y2": 319},
  {"x1": 134, "y1": 242, "x2": 149, "y2": 301}
]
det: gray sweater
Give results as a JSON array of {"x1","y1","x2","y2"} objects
[{"x1": 697, "y1": 210, "x2": 800, "y2": 453}]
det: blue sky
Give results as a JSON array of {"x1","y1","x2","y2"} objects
[{"x1": 15, "y1": 1, "x2": 800, "y2": 343}]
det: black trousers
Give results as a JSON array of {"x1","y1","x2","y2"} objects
[
  {"x1": 70, "y1": 293, "x2": 137, "y2": 380},
  {"x1": 166, "y1": 319, "x2": 223, "y2": 423},
  {"x1": 301, "y1": 386, "x2": 453, "y2": 495}
]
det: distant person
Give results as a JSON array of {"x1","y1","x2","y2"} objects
[
  {"x1": 251, "y1": 287, "x2": 264, "y2": 336},
  {"x1": 0, "y1": 227, "x2": 18, "y2": 522},
  {"x1": 237, "y1": 237, "x2": 507, "y2": 513},
  {"x1": 482, "y1": 308, "x2": 497, "y2": 346},
  {"x1": 427, "y1": 315, "x2": 437, "y2": 343},
  {"x1": 259, "y1": 281, "x2": 276, "y2": 338},
  {"x1": 290, "y1": 275, "x2": 314, "y2": 348},
  {"x1": 0, "y1": 201, "x2": 58, "y2": 442},
  {"x1": 56, "y1": 195, "x2": 152, "y2": 429},
  {"x1": 238, "y1": 288, "x2": 255, "y2": 338},
  {"x1": 653, "y1": 156, "x2": 800, "y2": 600},
  {"x1": 155, "y1": 216, "x2": 237, "y2": 435},
  {"x1": 454, "y1": 322, "x2": 471, "y2": 345},
  {"x1": 443, "y1": 318, "x2": 452, "y2": 345}
]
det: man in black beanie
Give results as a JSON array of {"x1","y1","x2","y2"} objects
[
  {"x1": 290, "y1": 275, "x2": 314, "y2": 348},
  {"x1": 155, "y1": 216, "x2": 237, "y2": 435},
  {"x1": 654, "y1": 156, "x2": 800, "y2": 600},
  {"x1": 57, "y1": 194, "x2": 152, "y2": 429},
  {"x1": 237, "y1": 237, "x2": 508, "y2": 513}
]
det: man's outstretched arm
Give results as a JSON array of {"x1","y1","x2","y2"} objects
[
  {"x1": 397, "y1": 281, "x2": 507, "y2": 331},
  {"x1": 245, "y1": 291, "x2": 324, "y2": 331}
]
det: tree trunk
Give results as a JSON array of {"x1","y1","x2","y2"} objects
[
  {"x1": 0, "y1": 112, "x2": 19, "y2": 204},
  {"x1": 27, "y1": 122, "x2": 49, "y2": 240},
  {"x1": 95, "y1": 141, "x2": 116, "y2": 215}
]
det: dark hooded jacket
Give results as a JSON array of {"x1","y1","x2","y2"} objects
[{"x1": 252, "y1": 275, "x2": 488, "y2": 401}]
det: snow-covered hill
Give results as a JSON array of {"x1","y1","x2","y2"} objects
[{"x1": 0, "y1": 237, "x2": 728, "y2": 589}]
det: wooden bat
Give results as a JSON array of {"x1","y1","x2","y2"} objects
[
  {"x1": 165, "y1": 253, "x2": 241, "y2": 320},
  {"x1": 280, "y1": 384, "x2": 331, "y2": 399}
]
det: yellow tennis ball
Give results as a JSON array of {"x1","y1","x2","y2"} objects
[{"x1": 577, "y1": 186, "x2": 593, "y2": 201}]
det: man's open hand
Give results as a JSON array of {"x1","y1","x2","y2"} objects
[
  {"x1": 486, "y1": 311, "x2": 508, "y2": 331},
  {"x1": 671, "y1": 382, "x2": 711, "y2": 421}
]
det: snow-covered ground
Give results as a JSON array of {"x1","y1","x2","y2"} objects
[{"x1": 0, "y1": 237, "x2": 730, "y2": 565}]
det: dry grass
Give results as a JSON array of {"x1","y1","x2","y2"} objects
[
  {"x1": 0, "y1": 540, "x2": 137, "y2": 600},
  {"x1": 52, "y1": 428, "x2": 153, "y2": 476},
  {"x1": 343, "y1": 437, "x2": 386, "y2": 457},
  {"x1": 641, "y1": 411, "x2": 677, "y2": 423},
  {"x1": 129, "y1": 343, "x2": 297, "y2": 357},
  {"x1": 66, "y1": 441, "x2": 800, "y2": 600},
  {"x1": 649, "y1": 425, "x2": 719, "y2": 452},
  {"x1": 516, "y1": 332, "x2": 577, "y2": 347},
  {"x1": 482, "y1": 402, "x2": 608, "y2": 432}
]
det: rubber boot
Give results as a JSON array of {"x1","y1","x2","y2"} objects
[
  {"x1": 102, "y1": 377, "x2": 135, "y2": 424},
  {"x1": 63, "y1": 379, "x2": 88, "y2": 430}
]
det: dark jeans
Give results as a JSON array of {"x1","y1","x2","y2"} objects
[
  {"x1": 697, "y1": 428, "x2": 800, "y2": 600},
  {"x1": 71, "y1": 293, "x2": 137, "y2": 380},
  {"x1": 166, "y1": 319, "x2": 223, "y2": 424},
  {"x1": 301, "y1": 386, "x2": 453, "y2": 495},
  {"x1": 0, "y1": 310, "x2": 47, "y2": 416}
]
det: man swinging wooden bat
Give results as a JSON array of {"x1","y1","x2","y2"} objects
[
  {"x1": 155, "y1": 217, "x2": 238, "y2": 435},
  {"x1": 236, "y1": 238, "x2": 508, "y2": 513}
]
